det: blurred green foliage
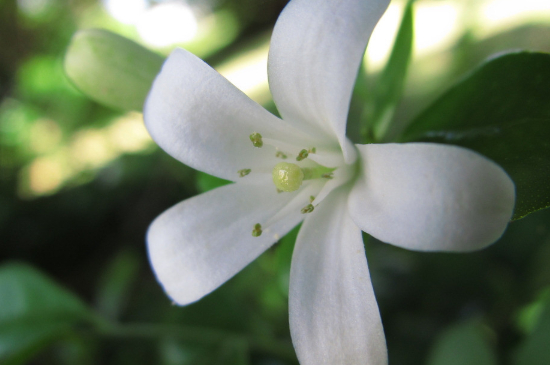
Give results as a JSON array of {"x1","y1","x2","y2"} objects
[{"x1": 1, "y1": 0, "x2": 550, "y2": 364}]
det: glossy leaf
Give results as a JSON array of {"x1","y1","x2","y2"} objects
[{"x1": 402, "y1": 52, "x2": 550, "y2": 219}]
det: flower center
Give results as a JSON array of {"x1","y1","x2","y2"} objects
[{"x1": 240, "y1": 131, "x2": 356, "y2": 238}]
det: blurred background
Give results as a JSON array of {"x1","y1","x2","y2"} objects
[{"x1": 1, "y1": 0, "x2": 550, "y2": 364}]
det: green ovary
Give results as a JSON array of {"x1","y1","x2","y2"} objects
[
  {"x1": 272, "y1": 162, "x2": 304, "y2": 192},
  {"x1": 272, "y1": 162, "x2": 336, "y2": 192}
]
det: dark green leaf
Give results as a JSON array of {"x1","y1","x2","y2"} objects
[
  {"x1": 365, "y1": 0, "x2": 414, "y2": 142},
  {"x1": 402, "y1": 52, "x2": 550, "y2": 219},
  {"x1": 96, "y1": 249, "x2": 141, "y2": 321},
  {"x1": 426, "y1": 321, "x2": 497, "y2": 365},
  {"x1": 0, "y1": 263, "x2": 95, "y2": 364},
  {"x1": 403, "y1": 52, "x2": 550, "y2": 136}
]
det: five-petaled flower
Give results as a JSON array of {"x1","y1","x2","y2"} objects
[{"x1": 144, "y1": 0, "x2": 515, "y2": 363}]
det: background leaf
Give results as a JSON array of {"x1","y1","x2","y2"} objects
[
  {"x1": 514, "y1": 291, "x2": 550, "y2": 365},
  {"x1": 0, "y1": 263, "x2": 96, "y2": 364},
  {"x1": 401, "y1": 52, "x2": 550, "y2": 219},
  {"x1": 426, "y1": 321, "x2": 497, "y2": 365}
]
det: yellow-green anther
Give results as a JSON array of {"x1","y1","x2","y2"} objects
[
  {"x1": 301, "y1": 204, "x2": 314, "y2": 214},
  {"x1": 252, "y1": 223, "x2": 262, "y2": 237},
  {"x1": 322, "y1": 173, "x2": 334, "y2": 179},
  {"x1": 296, "y1": 149, "x2": 309, "y2": 161},
  {"x1": 275, "y1": 151, "x2": 287, "y2": 159},
  {"x1": 272, "y1": 162, "x2": 304, "y2": 192},
  {"x1": 249, "y1": 132, "x2": 263, "y2": 147},
  {"x1": 310, "y1": 196, "x2": 315, "y2": 203},
  {"x1": 238, "y1": 169, "x2": 251, "y2": 177},
  {"x1": 310, "y1": 147, "x2": 316, "y2": 153}
]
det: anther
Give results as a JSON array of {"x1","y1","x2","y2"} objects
[
  {"x1": 252, "y1": 223, "x2": 262, "y2": 237},
  {"x1": 301, "y1": 204, "x2": 314, "y2": 214},
  {"x1": 309, "y1": 147, "x2": 316, "y2": 154},
  {"x1": 296, "y1": 149, "x2": 309, "y2": 161},
  {"x1": 275, "y1": 151, "x2": 287, "y2": 159},
  {"x1": 238, "y1": 169, "x2": 251, "y2": 177},
  {"x1": 322, "y1": 173, "x2": 334, "y2": 179},
  {"x1": 249, "y1": 132, "x2": 263, "y2": 147},
  {"x1": 309, "y1": 196, "x2": 315, "y2": 203}
]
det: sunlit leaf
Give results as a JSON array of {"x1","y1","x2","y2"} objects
[{"x1": 365, "y1": 0, "x2": 414, "y2": 142}]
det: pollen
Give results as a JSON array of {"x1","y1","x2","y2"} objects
[
  {"x1": 275, "y1": 151, "x2": 287, "y2": 159},
  {"x1": 252, "y1": 223, "x2": 262, "y2": 237},
  {"x1": 238, "y1": 169, "x2": 251, "y2": 177},
  {"x1": 249, "y1": 132, "x2": 263, "y2": 147},
  {"x1": 272, "y1": 162, "x2": 304, "y2": 192}
]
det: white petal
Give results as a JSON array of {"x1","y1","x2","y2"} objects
[
  {"x1": 289, "y1": 187, "x2": 387, "y2": 365},
  {"x1": 268, "y1": 0, "x2": 390, "y2": 162},
  {"x1": 148, "y1": 177, "x2": 310, "y2": 305},
  {"x1": 144, "y1": 48, "x2": 319, "y2": 181},
  {"x1": 348, "y1": 143, "x2": 516, "y2": 252}
]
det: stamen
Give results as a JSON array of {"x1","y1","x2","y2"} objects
[
  {"x1": 296, "y1": 149, "x2": 309, "y2": 161},
  {"x1": 309, "y1": 195, "x2": 315, "y2": 203},
  {"x1": 249, "y1": 132, "x2": 263, "y2": 147},
  {"x1": 301, "y1": 204, "x2": 314, "y2": 214},
  {"x1": 252, "y1": 223, "x2": 262, "y2": 237},
  {"x1": 275, "y1": 151, "x2": 287, "y2": 159},
  {"x1": 238, "y1": 169, "x2": 251, "y2": 177},
  {"x1": 309, "y1": 147, "x2": 316, "y2": 154},
  {"x1": 322, "y1": 173, "x2": 334, "y2": 179}
]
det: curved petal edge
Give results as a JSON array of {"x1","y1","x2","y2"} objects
[{"x1": 348, "y1": 143, "x2": 515, "y2": 252}]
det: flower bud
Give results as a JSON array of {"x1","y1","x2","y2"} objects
[{"x1": 64, "y1": 29, "x2": 164, "y2": 111}]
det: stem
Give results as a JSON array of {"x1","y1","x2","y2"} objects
[{"x1": 92, "y1": 322, "x2": 298, "y2": 363}]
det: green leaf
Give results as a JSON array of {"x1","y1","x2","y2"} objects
[
  {"x1": 365, "y1": 0, "x2": 414, "y2": 142},
  {"x1": 0, "y1": 262, "x2": 95, "y2": 364},
  {"x1": 96, "y1": 249, "x2": 141, "y2": 321},
  {"x1": 402, "y1": 52, "x2": 550, "y2": 220},
  {"x1": 426, "y1": 321, "x2": 497, "y2": 365},
  {"x1": 64, "y1": 29, "x2": 164, "y2": 112},
  {"x1": 196, "y1": 171, "x2": 231, "y2": 193},
  {"x1": 515, "y1": 292, "x2": 550, "y2": 365}
]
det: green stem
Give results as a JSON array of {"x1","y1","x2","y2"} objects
[{"x1": 92, "y1": 322, "x2": 298, "y2": 363}]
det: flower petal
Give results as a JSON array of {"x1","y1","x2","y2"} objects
[
  {"x1": 348, "y1": 143, "x2": 515, "y2": 252},
  {"x1": 289, "y1": 187, "x2": 387, "y2": 365},
  {"x1": 268, "y1": 0, "x2": 390, "y2": 162},
  {"x1": 144, "y1": 48, "x2": 319, "y2": 181},
  {"x1": 148, "y1": 176, "x2": 319, "y2": 305}
]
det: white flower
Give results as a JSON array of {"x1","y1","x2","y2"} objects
[{"x1": 144, "y1": 0, "x2": 515, "y2": 363}]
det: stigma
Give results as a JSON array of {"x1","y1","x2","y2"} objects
[{"x1": 272, "y1": 162, "x2": 304, "y2": 192}]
